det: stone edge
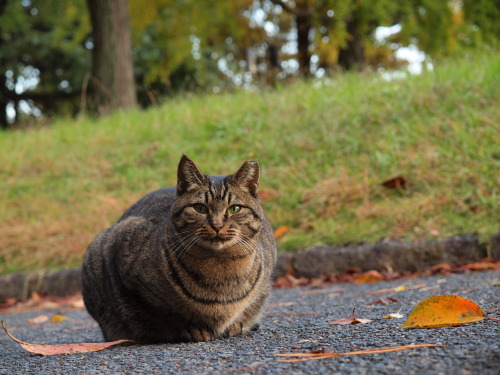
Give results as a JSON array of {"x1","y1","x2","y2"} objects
[{"x1": 1, "y1": 233, "x2": 499, "y2": 300}]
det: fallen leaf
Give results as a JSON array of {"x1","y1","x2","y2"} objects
[
  {"x1": 274, "y1": 225, "x2": 290, "y2": 239},
  {"x1": 272, "y1": 274, "x2": 311, "y2": 288},
  {"x1": 51, "y1": 315, "x2": 72, "y2": 323},
  {"x1": 27, "y1": 315, "x2": 49, "y2": 324},
  {"x1": 328, "y1": 308, "x2": 372, "y2": 325},
  {"x1": 401, "y1": 295, "x2": 485, "y2": 328},
  {"x1": 483, "y1": 307, "x2": 500, "y2": 312},
  {"x1": 381, "y1": 176, "x2": 408, "y2": 190},
  {"x1": 367, "y1": 297, "x2": 399, "y2": 306},
  {"x1": 2, "y1": 321, "x2": 133, "y2": 356},
  {"x1": 354, "y1": 270, "x2": 385, "y2": 283},
  {"x1": 383, "y1": 309, "x2": 404, "y2": 319},
  {"x1": 0, "y1": 293, "x2": 85, "y2": 314},
  {"x1": 276, "y1": 344, "x2": 439, "y2": 362}
]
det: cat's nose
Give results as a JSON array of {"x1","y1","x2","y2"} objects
[{"x1": 211, "y1": 223, "x2": 224, "y2": 233}]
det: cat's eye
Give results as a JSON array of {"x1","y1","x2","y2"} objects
[
  {"x1": 227, "y1": 205, "x2": 241, "y2": 214},
  {"x1": 193, "y1": 203, "x2": 208, "y2": 214}
]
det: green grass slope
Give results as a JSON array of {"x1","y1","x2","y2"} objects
[{"x1": 1, "y1": 51, "x2": 499, "y2": 274}]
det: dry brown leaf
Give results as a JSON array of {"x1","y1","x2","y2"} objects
[
  {"x1": 381, "y1": 176, "x2": 409, "y2": 190},
  {"x1": 328, "y1": 308, "x2": 372, "y2": 325},
  {"x1": 401, "y1": 295, "x2": 485, "y2": 329},
  {"x1": 367, "y1": 297, "x2": 400, "y2": 305},
  {"x1": 276, "y1": 344, "x2": 439, "y2": 362},
  {"x1": 0, "y1": 293, "x2": 85, "y2": 314},
  {"x1": 2, "y1": 321, "x2": 133, "y2": 356}
]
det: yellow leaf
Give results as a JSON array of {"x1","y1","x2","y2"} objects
[
  {"x1": 394, "y1": 285, "x2": 406, "y2": 292},
  {"x1": 51, "y1": 315, "x2": 72, "y2": 323},
  {"x1": 401, "y1": 295, "x2": 485, "y2": 329}
]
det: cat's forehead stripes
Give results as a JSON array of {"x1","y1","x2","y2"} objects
[{"x1": 207, "y1": 175, "x2": 230, "y2": 201}]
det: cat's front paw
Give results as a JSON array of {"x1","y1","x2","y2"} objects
[
  {"x1": 224, "y1": 322, "x2": 244, "y2": 338},
  {"x1": 182, "y1": 327, "x2": 215, "y2": 342}
]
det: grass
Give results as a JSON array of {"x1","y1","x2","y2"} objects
[{"x1": 1, "y1": 51, "x2": 499, "y2": 274}]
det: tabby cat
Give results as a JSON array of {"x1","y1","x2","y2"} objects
[{"x1": 82, "y1": 155, "x2": 277, "y2": 343}]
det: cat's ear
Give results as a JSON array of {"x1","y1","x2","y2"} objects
[
  {"x1": 177, "y1": 155, "x2": 206, "y2": 196},
  {"x1": 230, "y1": 161, "x2": 260, "y2": 197}
]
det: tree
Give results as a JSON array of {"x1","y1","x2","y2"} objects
[
  {"x1": 86, "y1": 0, "x2": 136, "y2": 114},
  {"x1": 0, "y1": 0, "x2": 90, "y2": 128}
]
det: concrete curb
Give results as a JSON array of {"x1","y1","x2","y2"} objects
[{"x1": 1, "y1": 233, "x2": 499, "y2": 300}]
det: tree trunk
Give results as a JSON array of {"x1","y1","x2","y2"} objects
[
  {"x1": 86, "y1": 0, "x2": 136, "y2": 114},
  {"x1": 338, "y1": 17, "x2": 365, "y2": 71},
  {"x1": 0, "y1": 79, "x2": 8, "y2": 129},
  {"x1": 296, "y1": 13, "x2": 312, "y2": 76}
]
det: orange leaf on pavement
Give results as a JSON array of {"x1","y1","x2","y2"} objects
[
  {"x1": 354, "y1": 270, "x2": 385, "y2": 283},
  {"x1": 401, "y1": 295, "x2": 485, "y2": 329},
  {"x1": 2, "y1": 321, "x2": 133, "y2": 356}
]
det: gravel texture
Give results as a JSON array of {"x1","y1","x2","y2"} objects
[{"x1": 1, "y1": 270, "x2": 499, "y2": 374}]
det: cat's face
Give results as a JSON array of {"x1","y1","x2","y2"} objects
[{"x1": 170, "y1": 155, "x2": 264, "y2": 252}]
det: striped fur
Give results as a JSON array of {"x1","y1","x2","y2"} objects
[{"x1": 82, "y1": 155, "x2": 277, "y2": 343}]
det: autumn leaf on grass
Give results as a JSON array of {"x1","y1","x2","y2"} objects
[
  {"x1": 2, "y1": 321, "x2": 133, "y2": 356},
  {"x1": 381, "y1": 176, "x2": 409, "y2": 190},
  {"x1": 401, "y1": 295, "x2": 488, "y2": 328},
  {"x1": 328, "y1": 308, "x2": 372, "y2": 325},
  {"x1": 274, "y1": 226, "x2": 290, "y2": 239}
]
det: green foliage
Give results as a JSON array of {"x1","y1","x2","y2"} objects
[
  {"x1": 462, "y1": 0, "x2": 500, "y2": 46},
  {"x1": 0, "y1": 51, "x2": 499, "y2": 273},
  {"x1": 1, "y1": 0, "x2": 500, "y2": 125},
  {"x1": 0, "y1": 0, "x2": 90, "y2": 122}
]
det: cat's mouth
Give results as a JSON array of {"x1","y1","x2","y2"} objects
[
  {"x1": 210, "y1": 235, "x2": 229, "y2": 243},
  {"x1": 199, "y1": 235, "x2": 237, "y2": 251}
]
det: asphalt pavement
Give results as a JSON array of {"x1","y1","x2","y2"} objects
[{"x1": 0, "y1": 270, "x2": 499, "y2": 374}]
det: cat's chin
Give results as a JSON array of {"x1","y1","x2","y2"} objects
[{"x1": 199, "y1": 238, "x2": 238, "y2": 252}]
